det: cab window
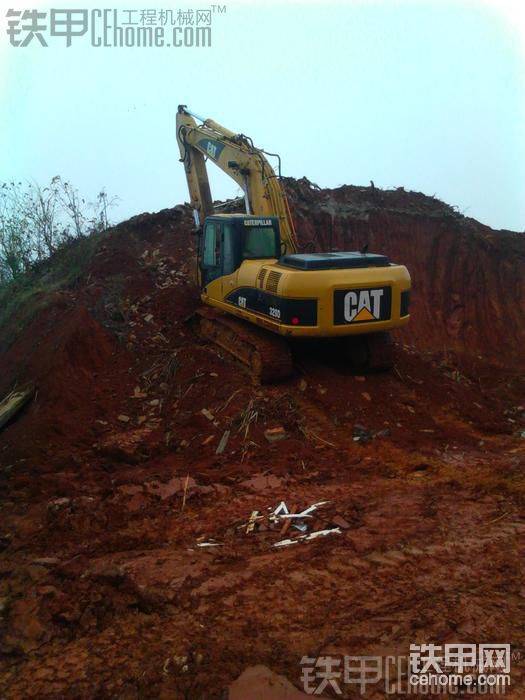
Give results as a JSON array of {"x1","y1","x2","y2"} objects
[
  {"x1": 242, "y1": 227, "x2": 278, "y2": 259},
  {"x1": 203, "y1": 223, "x2": 219, "y2": 267},
  {"x1": 222, "y1": 223, "x2": 236, "y2": 275}
]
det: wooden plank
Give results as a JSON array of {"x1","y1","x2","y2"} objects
[
  {"x1": 0, "y1": 385, "x2": 35, "y2": 431},
  {"x1": 215, "y1": 430, "x2": 230, "y2": 455},
  {"x1": 246, "y1": 510, "x2": 259, "y2": 534}
]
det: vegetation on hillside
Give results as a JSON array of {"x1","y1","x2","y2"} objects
[
  {"x1": 0, "y1": 177, "x2": 115, "y2": 284},
  {"x1": 0, "y1": 178, "x2": 116, "y2": 339}
]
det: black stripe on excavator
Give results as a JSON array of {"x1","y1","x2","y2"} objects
[
  {"x1": 400, "y1": 290, "x2": 410, "y2": 317},
  {"x1": 226, "y1": 288, "x2": 317, "y2": 326}
]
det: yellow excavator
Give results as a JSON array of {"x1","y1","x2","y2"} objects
[{"x1": 176, "y1": 105, "x2": 411, "y2": 382}]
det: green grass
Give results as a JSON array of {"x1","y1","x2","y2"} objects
[{"x1": 0, "y1": 231, "x2": 103, "y2": 352}]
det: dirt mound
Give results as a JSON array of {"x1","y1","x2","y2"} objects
[
  {"x1": 0, "y1": 181, "x2": 523, "y2": 698},
  {"x1": 284, "y1": 177, "x2": 525, "y2": 369}
]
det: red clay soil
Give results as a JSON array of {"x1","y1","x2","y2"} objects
[
  {"x1": 285, "y1": 178, "x2": 525, "y2": 370},
  {"x1": 0, "y1": 183, "x2": 524, "y2": 699}
]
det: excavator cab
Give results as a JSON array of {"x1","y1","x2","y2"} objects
[{"x1": 199, "y1": 215, "x2": 281, "y2": 288}]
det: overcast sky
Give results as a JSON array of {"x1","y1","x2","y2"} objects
[{"x1": 1, "y1": 0, "x2": 524, "y2": 231}]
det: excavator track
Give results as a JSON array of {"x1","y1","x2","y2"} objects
[
  {"x1": 366, "y1": 332, "x2": 394, "y2": 371},
  {"x1": 341, "y1": 332, "x2": 394, "y2": 372},
  {"x1": 195, "y1": 307, "x2": 293, "y2": 384}
]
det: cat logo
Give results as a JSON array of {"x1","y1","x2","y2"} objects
[
  {"x1": 344, "y1": 288, "x2": 384, "y2": 322},
  {"x1": 197, "y1": 138, "x2": 225, "y2": 161},
  {"x1": 206, "y1": 141, "x2": 218, "y2": 159}
]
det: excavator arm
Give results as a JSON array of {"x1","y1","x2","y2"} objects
[{"x1": 176, "y1": 105, "x2": 299, "y2": 254}]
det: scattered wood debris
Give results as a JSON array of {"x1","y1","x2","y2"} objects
[
  {"x1": 216, "y1": 430, "x2": 230, "y2": 454},
  {"x1": 274, "y1": 528, "x2": 341, "y2": 548},
  {"x1": 196, "y1": 542, "x2": 223, "y2": 548},
  {"x1": 201, "y1": 408, "x2": 215, "y2": 421},
  {"x1": 231, "y1": 500, "x2": 347, "y2": 548},
  {"x1": 246, "y1": 510, "x2": 259, "y2": 534}
]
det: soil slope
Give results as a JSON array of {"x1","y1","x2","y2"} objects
[
  {"x1": 0, "y1": 183, "x2": 523, "y2": 699},
  {"x1": 285, "y1": 178, "x2": 525, "y2": 369}
]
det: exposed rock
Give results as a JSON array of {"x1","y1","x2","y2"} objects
[
  {"x1": 264, "y1": 427, "x2": 287, "y2": 443},
  {"x1": 98, "y1": 426, "x2": 153, "y2": 462}
]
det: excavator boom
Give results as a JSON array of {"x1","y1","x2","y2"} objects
[{"x1": 176, "y1": 105, "x2": 299, "y2": 254}]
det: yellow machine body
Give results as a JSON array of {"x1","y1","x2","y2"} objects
[
  {"x1": 204, "y1": 258, "x2": 410, "y2": 338},
  {"x1": 198, "y1": 213, "x2": 410, "y2": 339}
]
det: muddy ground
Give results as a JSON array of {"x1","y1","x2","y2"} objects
[{"x1": 0, "y1": 183, "x2": 524, "y2": 698}]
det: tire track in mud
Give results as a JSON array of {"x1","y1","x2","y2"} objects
[
  {"x1": 362, "y1": 520, "x2": 525, "y2": 569},
  {"x1": 291, "y1": 393, "x2": 341, "y2": 447}
]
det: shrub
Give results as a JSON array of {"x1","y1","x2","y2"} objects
[{"x1": 0, "y1": 177, "x2": 117, "y2": 284}]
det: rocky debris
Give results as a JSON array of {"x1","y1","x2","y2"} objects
[
  {"x1": 31, "y1": 557, "x2": 60, "y2": 568},
  {"x1": 97, "y1": 426, "x2": 154, "y2": 462},
  {"x1": 352, "y1": 424, "x2": 372, "y2": 443},
  {"x1": 352, "y1": 423, "x2": 391, "y2": 443},
  {"x1": 146, "y1": 476, "x2": 197, "y2": 501},
  {"x1": 241, "y1": 474, "x2": 284, "y2": 492},
  {"x1": 283, "y1": 176, "x2": 463, "y2": 219},
  {"x1": 264, "y1": 426, "x2": 287, "y2": 443},
  {"x1": 331, "y1": 515, "x2": 351, "y2": 530},
  {"x1": 47, "y1": 497, "x2": 71, "y2": 513}
]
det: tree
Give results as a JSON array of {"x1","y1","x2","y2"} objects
[{"x1": 0, "y1": 178, "x2": 117, "y2": 284}]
